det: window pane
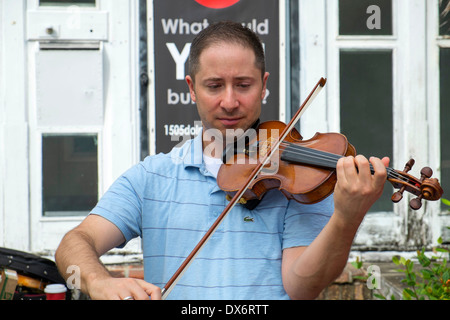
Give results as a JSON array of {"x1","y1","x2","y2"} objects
[
  {"x1": 339, "y1": 0, "x2": 392, "y2": 36},
  {"x1": 440, "y1": 0, "x2": 450, "y2": 36},
  {"x1": 39, "y1": 0, "x2": 95, "y2": 7},
  {"x1": 340, "y1": 50, "x2": 393, "y2": 212},
  {"x1": 441, "y1": 48, "x2": 450, "y2": 211},
  {"x1": 42, "y1": 135, "x2": 98, "y2": 217}
]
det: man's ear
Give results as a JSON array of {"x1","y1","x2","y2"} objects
[
  {"x1": 261, "y1": 72, "x2": 270, "y2": 101},
  {"x1": 185, "y1": 75, "x2": 196, "y2": 102}
]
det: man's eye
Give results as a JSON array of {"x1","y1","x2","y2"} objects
[{"x1": 207, "y1": 84, "x2": 221, "y2": 89}]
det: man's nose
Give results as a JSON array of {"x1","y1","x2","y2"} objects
[{"x1": 220, "y1": 86, "x2": 239, "y2": 112}]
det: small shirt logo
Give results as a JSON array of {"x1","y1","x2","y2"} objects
[{"x1": 243, "y1": 216, "x2": 254, "y2": 222}]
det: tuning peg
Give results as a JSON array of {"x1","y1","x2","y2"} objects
[
  {"x1": 391, "y1": 186, "x2": 405, "y2": 203},
  {"x1": 410, "y1": 194, "x2": 423, "y2": 210},
  {"x1": 408, "y1": 167, "x2": 433, "y2": 210},
  {"x1": 420, "y1": 167, "x2": 433, "y2": 180},
  {"x1": 391, "y1": 159, "x2": 415, "y2": 203},
  {"x1": 404, "y1": 159, "x2": 415, "y2": 173}
]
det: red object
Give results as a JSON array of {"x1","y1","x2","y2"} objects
[
  {"x1": 194, "y1": 0, "x2": 240, "y2": 9},
  {"x1": 44, "y1": 284, "x2": 67, "y2": 300}
]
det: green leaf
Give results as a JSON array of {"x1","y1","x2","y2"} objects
[
  {"x1": 437, "y1": 236, "x2": 443, "y2": 245},
  {"x1": 392, "y1": 256, "x2": 400, "y2": 265},
  {"x1": 441, "y1": 198, "x2": 450, "y2": 207},
  {"x1": 421, "y1": 269, "x2": 434, "y2": 279},
  {"x1": 418, "y1": 254, "x2": 431, "y2": 267},
  {"x1": 351, "y1": 257, "x2": 363, "y2": 269},
  {"x1": 402, "y1": 289, "x2": 412, "y2": 300},
  {"x1": 406, "y1": 260, "x2": 414, "y2": 272},
  {"x1": 395, "y1": 268, "x2": 406, "y2": 273},
  {"x1": 404, "y1": 288, "x2": 416, "y2": 299},
  {"x1": 443, "y1": 270, "x2": 450, "y2": 283},
  {"x1": 373, "y1": 293, "x2": 386, "y2": 300},
  {"x1": 407, "y1": 279, "x2": 416, "y2": 286},
  {"x1": 406, "y1": 272, "x2": 416, "y2": 285}
]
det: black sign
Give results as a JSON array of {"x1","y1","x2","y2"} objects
[{"x1": 153, "y1": 0, "x2": 280, "y2": 153}]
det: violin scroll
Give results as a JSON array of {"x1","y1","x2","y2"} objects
[{"x1": 389, "y1": 159, "x2": 443, "y2": 210}]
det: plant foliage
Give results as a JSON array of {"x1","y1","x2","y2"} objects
[{"x1": 380, "y1": 198, "x2": 450, "y2": 300}]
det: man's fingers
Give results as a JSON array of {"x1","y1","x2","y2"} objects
[
  {"x1": 112, "y1": 278, "x2": 161, "y2": 300},
  {"x1": 336, "y1": 155, "x2": 388, "y2": 193},
  {"x1": 369, "y1": 156, "x2": 388, "y2": 186},
  {"x1": 339, "y1": 156, "x2": 357, "y2": 181},
  {"x1": 354, "y1": 155, "x2": 371, "y2": 180},
  {"x1": 136, "y1": 279, "x2": 162, "y2": 300},
  {"x1": 381, "y1": 156, "x2": 390, "y2": 168}
]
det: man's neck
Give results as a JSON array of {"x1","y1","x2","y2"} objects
[{"x1": 202, "y1": 133, "x2": 225, "y2": 159}]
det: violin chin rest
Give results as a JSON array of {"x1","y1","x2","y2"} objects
[{"x1": 242, "y1": 198, "x2": 262, "y2": 210}]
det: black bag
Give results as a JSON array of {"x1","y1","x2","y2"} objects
[{"x1": 0, "y1": 247, "x2": 69, "y2": 300}]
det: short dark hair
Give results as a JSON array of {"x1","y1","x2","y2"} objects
[{"x1": 188, "y1": 21, "x2": 266, "y2": 80}]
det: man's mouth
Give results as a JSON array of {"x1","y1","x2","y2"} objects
[{"x1": 219, "y1": 118, "x2": 242, "y2": 126}]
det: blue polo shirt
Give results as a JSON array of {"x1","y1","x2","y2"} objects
[{"x1": 91, "y1": 132, "x2": 334, "y2": 300}]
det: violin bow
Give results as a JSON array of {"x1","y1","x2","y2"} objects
[{"x1": 160, "y1": 77, "x2": 327, "y2": 299}]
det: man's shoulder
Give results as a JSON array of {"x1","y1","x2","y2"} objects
[{"x1": 138, "y1": 138, "x2": 198, "y2": 172}]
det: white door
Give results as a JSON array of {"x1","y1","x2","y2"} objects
[{"x1": 1, "y1": 0, "x2": 142, "y2": 256}]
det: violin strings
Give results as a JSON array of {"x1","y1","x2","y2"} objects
[
  {"x1": 279, "y1": 142, "x2": 341, "y2": 166},
  {"x1": 242, "y1": 138, "x2": 409, "y2": 183},
  {"x1": 271, "y1": 141, "x2": 409, "y2": 183},
  {"x1": 280, "y1": 141, "x2": 407, "y2": 182}
]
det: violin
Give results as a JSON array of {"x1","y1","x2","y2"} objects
[
  {"x1": 217, "y1": 119, "x2": 443, "y2": 211},
  {"x1": 160, "y1": 77, "x2": 443, "y2": 299}
]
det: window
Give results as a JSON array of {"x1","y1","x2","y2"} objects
[
  {"x1": 440, "y1": 48, "x2": 450, "y2": 210},
  {"x1": 440, "y1": 0, "x2": 450, "y2": 36},
  {"x1": 39, "y1": 0, "x2": 96, "y2": 6},
  {"x1": 339, "y1": 0, "x2": 392, "y2": 36},
  {"x1": 42, "y1": 135, "x2": 98, "y2": 217},
  {"x1": 340, "y1": 50, "x2": 393, "y2": 212},
  {"x1": 336, "y1": 0, "x2": 394, "y2": 212}
]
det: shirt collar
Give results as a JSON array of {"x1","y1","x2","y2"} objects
[{"x1": 182, "y1": 130, "x2": 204, "y2": 169}]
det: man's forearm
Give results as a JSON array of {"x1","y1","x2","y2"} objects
[
  {"x1": 55, "y1": 229, "x2": 112, "y2": 294},
  {"x1": 283, "y1": 212, "x2": 359, "y2": 299},
  {"x1": 56, "y1": 227, "x2": 161, "y2": 300}
]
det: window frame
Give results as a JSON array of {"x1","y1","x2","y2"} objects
[
  {"x1": 31, "y1": 129, "x2": 103, "y2": 213},
  {"x1": 41, "y1": 133, "x2": 100, "y2": 218},
  {"x1": 37, "y1": 0, "x2": 99, "y2": 10},
  {"x1": 299, "y1": 0, "x2": 446, "y2": 250},
  {"x1": 427, "y1": 0, "x2": 450, "y2": 240},
  {"x1": 327, "y1": 0, "x2": 403, "y2": 250}
]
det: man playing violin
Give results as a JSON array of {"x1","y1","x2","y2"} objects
[{"x1": 55, "y1": 21, "x2": 389, "y2": 300}]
